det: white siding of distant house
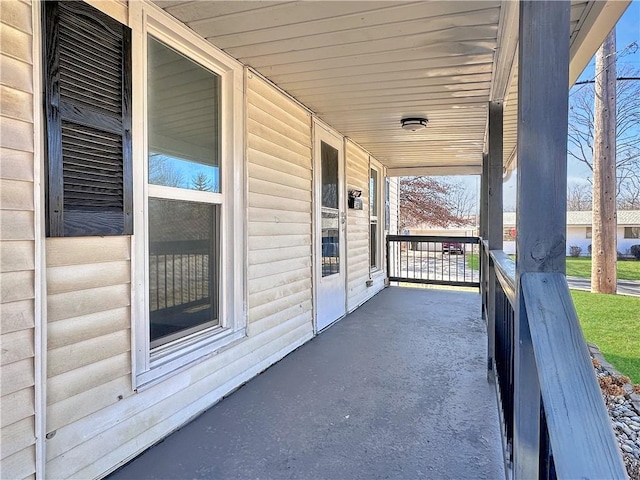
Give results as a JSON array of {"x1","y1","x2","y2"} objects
[
  {"x1": 565, "y1": 225, "x2": 640, "y2": 257},
  {"x1": 566, "y1": 226, "x2": 591, "y2": 256},
  {"x1": 505, "y1": 211, "x2": 640, "y2": 257},
  {"x1": 618, "y1": 226, "x2": 640, "y2": 255},
  {"x1": 1, "y1": 1, "x2": 38, "y2": 478}
]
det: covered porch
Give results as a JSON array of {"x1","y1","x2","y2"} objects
[{"x1": 109, "y1": 287, "x2": 504, "y2": 480}]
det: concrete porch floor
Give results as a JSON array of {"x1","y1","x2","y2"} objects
[{"x1": 109, "y1": 287, "x2": 504, "y2": 480}]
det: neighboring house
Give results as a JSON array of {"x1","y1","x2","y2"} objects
[
  {"x1": 503, "y1": 211, "x2": 640, "y2": 256},
  {"x1": 0, "y1": 1, "x2": 627, "y2": 479}
]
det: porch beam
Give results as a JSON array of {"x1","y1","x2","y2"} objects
[
  {"x1": 385, "y1": 165, "x2": 482, "y2": 177},
  {"x1": 514, "y1": 1, "x2": 570, "y2": 478}
]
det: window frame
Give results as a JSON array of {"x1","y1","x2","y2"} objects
[
  {"x1": 369, "y1": 159, "x2": 383, "y2": 272},
  {"x1": 130, "y1": 2, "x2": 246, "y2": 389},
  {"x1": 624, "y1": 227, "x2": 640, "y2": 239},
  {"x1": 586, "y1": 226, "x2": 592, "y2": 239}
]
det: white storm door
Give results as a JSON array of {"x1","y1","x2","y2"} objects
[{"x1": 314, "y1": 125, "x2": 346, "y2": 331}]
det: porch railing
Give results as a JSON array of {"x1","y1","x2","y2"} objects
[
  {"x1": 149, "y1": 239, "x2": 212, "y2": 315},
  {"x1": 482, "y1": 241, "x2": 626, "y2": 479},
  {"x1": 386, "y1": 235, "x2": 480, "y2": 288}
]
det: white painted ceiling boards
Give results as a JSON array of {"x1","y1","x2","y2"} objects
[{"x1": 154, "y1": 1, "x2": 629, "y2": 176}]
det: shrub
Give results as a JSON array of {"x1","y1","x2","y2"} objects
[
  {"x1": 631, "y1": 245, "x2": 640, "y2": 260},
  {"x1": 569, "y1": 246, "x2": 582, "y2": 257},
  {"x1": 588, "y1": 244, "x2": 592, "y2": 256}
]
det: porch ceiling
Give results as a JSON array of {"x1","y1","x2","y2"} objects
[{"x1": 154, "y1": 1, "x2": 629, "y2": 176}]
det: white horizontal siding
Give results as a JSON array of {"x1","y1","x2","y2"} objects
[
  {"x1": 42, "y1": 70, "x2": 316, "y2": 479},
  {"x1": 0, "y1": 1, "x2": 36, "y2": 477},
  {"x1": 45, "y1": 237, "x2": 133, "y2": 436},
  {"x1": 345, "y1": 141, "x2": 373, "y2": 311},
  {"x1": 246, "y1": 72, "x2": 314, "y2": 338}
]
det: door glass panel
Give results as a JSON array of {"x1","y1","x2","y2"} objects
[
  {"x1": 322, "y1": 208, "x2": 340, "y2": 277},
  {"x1": 321, "y1": 140, "x2": 340, "y2": 277},
  {"x1": 147, "y1": 36, "x2": 221, "y2": 192},
  {"x1": 148, "y1": 198, "x2": 219, "y2": 347},
  {"x1": 371, "y1": 222, "x2": 378, "y2": 268},
  {"x1": 321, "y1": 141, "x2": 338, "y2": 209}
]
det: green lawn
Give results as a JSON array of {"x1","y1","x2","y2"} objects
[
  {"x1": 466, "y1": 253, "x2": 480, "y2": 271},
  {"x1": 571, "y1": 290, "x2": 640, "y2": 383},
  {"x1": 465, "y1": 254, "x2": 640, "y2": 281},
  {"x1": 566, "y1": 257, "x2": 640, "y2": 280}
]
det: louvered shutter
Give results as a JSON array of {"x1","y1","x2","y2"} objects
[{"x1": 44, "y1": 1, "x2": 132, "y2": 236}]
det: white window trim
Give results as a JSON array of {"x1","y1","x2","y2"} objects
[
  {"x1": 130, "y1": 1, "x2": 246, "y2": 390},
  {"x1": 369, "y1": 158, "x2": 384, "y2": 273}
]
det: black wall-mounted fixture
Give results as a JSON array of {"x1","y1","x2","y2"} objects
[{"x1": 348, "y1": 189, "x2": 363, "y2": 209}]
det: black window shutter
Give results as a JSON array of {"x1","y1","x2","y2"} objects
[{"x1": 43, "y1": 1, "x2": 132, "y2": 237}]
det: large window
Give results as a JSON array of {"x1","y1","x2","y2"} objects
[
  {"x1": 147, "y1": 37, "x2": 222, "y2": 348},
  {"x1": 133, "y1": 4, "x2": 245, "y2": 387},
  {"x1": 625, "y1": 227, "x2": 640, "y2": 239}
]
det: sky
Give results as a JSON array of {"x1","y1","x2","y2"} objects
[{"x1": 501, "y1": 1, "x2": 640, "y2": 210}]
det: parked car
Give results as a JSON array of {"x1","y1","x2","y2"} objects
[{"x1": 442, "y1": 242, "x2": 464, "y2": 255}]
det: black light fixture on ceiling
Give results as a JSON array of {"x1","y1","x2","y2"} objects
[{"x1": 400, "y1": 117, "x2": 428, "y2": 131}]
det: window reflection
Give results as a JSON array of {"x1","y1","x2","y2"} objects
[
  {"x1": 322, "y1": 208, "x2": 339, "y2": 276},
  {"x1": 147, "y1": 36, "x2": 221, "y2": 192},
  {"x1": 148, "y1": 198, "x2": 219, "y2": 347},
  {"x1": 321, "y1": 141, "x2": 338, "y2": 209}
]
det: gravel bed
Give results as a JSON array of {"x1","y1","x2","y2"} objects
[{"x1": 590, "y1": 345, "x2": 640, "y2": 479}]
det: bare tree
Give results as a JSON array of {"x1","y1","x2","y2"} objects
[
  {"x1": 399, "y1": 176, "x2": 466, "y2": 231},
  {"x1": 191, "y1": 172, "x2": 215, "y2": 192},
  {"x1": 568, "y1": 64, "x2": 640, "y2": 197},
  {"x1": 149, "y1": 154, "x2": 185, "y2": 188},
  {"x1": 567, "y1": 182, "x2": 592, "y2": 211},
  {"x1": 446, "y1": 179, "x2": 478, "y2": 221},
  {"x1": 618, "y1": 176, "x2": 640, "y2": 209}
]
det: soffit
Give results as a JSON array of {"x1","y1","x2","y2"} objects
[{"x1": 153, "y1": 0, "x2": 628, "y2": 176}]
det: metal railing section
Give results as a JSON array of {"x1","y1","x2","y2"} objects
[
  {"x1": 386, "y1": 235, "x2": 480, "y2": 288},
  {"x1": 149, "y1": 240, "x2": 212, "y2": 314},
  {"x1": 487, "y1": 249, "x2": 626, "y2": 479}
]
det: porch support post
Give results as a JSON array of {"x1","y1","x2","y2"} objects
[
  {"x1": 480, "y1": 153, "x2": 489, "y2": 320},
  {"x1": 478, "y1": 153, "x2": 491, "y2": 330},
  {"x1": 480, "y1": 153, "x2": 489, "y2": 240},
  {"x1": 515, "y1": 1, "x2": 569, "y2": 478},
  {"x1": 486, "y1": 102, "x2": 503, "y2": 378}
]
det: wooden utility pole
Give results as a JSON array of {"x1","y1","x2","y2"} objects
[{"x1": 592, "y1": 29, "x2": 617, "y2": 294}]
